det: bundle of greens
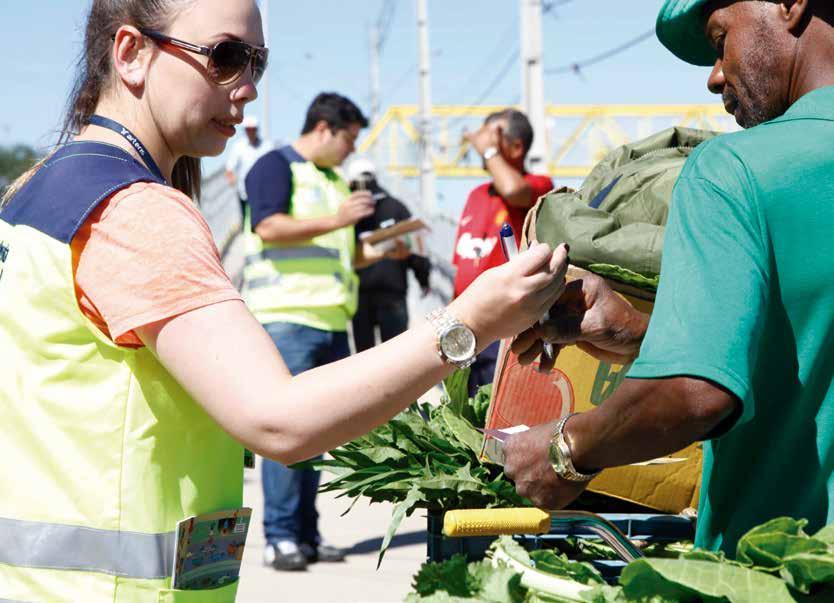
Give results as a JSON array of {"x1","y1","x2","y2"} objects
[
  {"x1": 408, "y1": 517, "x2": 834, "y2": 602},
  {"x1": 303, "y1": 371, "x2": 526, "y2": 564}
]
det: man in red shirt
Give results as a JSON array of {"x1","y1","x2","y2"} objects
[{"x1": 452, "y1": 109, "x2": 553, "y2": 395}]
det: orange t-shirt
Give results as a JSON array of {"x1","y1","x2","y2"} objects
[{"x1": 70, "y1": 182, "x2": 242, "y2": 347}]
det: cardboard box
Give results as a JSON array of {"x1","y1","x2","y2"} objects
[{"x1": 483, "y1": 266, "x2": 702, "y2": 514}]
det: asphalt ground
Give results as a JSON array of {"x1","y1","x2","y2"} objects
[{"x1": 235, "y1": 454, "x2": 430, "y2": 603}]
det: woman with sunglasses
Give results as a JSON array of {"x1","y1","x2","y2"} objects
[{"x1": 0, "y1": 0, "x2": 568, "y2": 601}]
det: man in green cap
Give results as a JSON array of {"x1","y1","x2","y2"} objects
[{"x1": 502, "y1": 0, "x2": 834, "y2": 554}]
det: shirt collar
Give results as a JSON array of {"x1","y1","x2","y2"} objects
[{"x1": 776, "y1": 85, "x2": 834, "y2": 123}]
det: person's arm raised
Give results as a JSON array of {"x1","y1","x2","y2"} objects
[
  {"x1": 137, "y1": 242, "x2": 569, "y2": 465},
  {"x1": 465, "y1": 124, "x2": 533, "y2": 209}
]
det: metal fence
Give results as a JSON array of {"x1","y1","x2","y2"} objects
[{"x1": 201, "y1": 167, "x2": 242, "y2": 261}]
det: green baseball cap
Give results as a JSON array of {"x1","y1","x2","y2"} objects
[{"x1": 656, "y1": 0, "x2": 717, "y2": 67}]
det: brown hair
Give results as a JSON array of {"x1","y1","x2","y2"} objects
[{"x1": 2, "y1": 0, "x2": 198, "y2": 207}]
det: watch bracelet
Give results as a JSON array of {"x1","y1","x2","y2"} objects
[
  {"x1": 548, "y1": 413, "x2": 600, "y2": 482},
  {"x1": 426, "y1": 307, "x2": 476, "y2": 369}
]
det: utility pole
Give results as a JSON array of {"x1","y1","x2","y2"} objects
[
  {"x1": 369, "y1": 25, "x2": 381, "y2": 125},
  {"x1": 416, "y1": 0, "x2": 436, "y2": 215},
  {"x1": 261, "y1": 0, "x2": 271, "y2": 141},
  {"x1": 520, "y1": 0, "x2": 547, "y2": 171}
]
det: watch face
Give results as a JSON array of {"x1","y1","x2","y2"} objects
[
  {"x1": 550, "y1": 443, "x2": 569, "y2": 475},
  {"x1": 441, "y1": 324, "x2": 476, "y2": 362}
]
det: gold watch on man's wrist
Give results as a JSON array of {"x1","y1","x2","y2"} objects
[{"x1": 548, "y1": 414, "x2": 600, "y2": 483}]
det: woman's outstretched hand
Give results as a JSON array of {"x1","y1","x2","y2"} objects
[{"x1": 450, "y1": 242, "x2": 569, "y2": 347}]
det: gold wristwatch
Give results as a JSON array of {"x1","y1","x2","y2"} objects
[{"x1": 548, "y1": 413, "x2": 600, "y2": 482}]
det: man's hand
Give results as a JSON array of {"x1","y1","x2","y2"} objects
[
  {"x1": 464, "y1": 122, "x2": 501, "y2": 157},
  {"x1": 336, "y1": 191, "x2": 375, "y2": 227},
  {"x1": 503, "y1": 421, "x2": 589, "y2": 509},
  {"x1": 512, "y1": 271, "x2": 649, "y2": 366}
]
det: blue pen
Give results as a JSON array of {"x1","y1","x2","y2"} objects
[
  {"x1": 499, "y1": 223, "x2": 554, "y2": 365},
  {"x1": 499, "y1": 222, "x2": 518, "y2": 261}
]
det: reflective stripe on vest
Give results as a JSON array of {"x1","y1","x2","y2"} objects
[
  {"x1": 244, "y1": 271, "x2": 346, "y2": 291},
  {"x1": 244, "y1": 245, "x2": 339, "y2": 266},
  {"x1": 0, "y1": 516, "x2": 175, "y2": 579}
]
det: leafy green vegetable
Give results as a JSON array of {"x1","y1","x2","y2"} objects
[
  {"x1": 733, "y1": 516, "x2": 834, "y2": 594},
  {"x1": 407, "y1": 517, "x2": 834, "y2": 602},
  {"x1": 443, "y1": 367, "x2": 472, "y2": 418},
  {"x1": 586, "y1": 263, "x2": 659, "y2": 291},
  {"x1": 301, "y1": 374, "x2": 528, "y2": 563},
  {"x1": 529, "y1": 550, "x2": 606, "y2": 586},
  {"x1": 621, "y1": 557, "x2": 794, "y2": 602},
  {"x1": 471, "y1": 384, "x2": 492, "y2": 427},
  {"x1": 411, "y1": 554, "x2": 475, "y2": 598},
  {"x1": 407, "y1": 556, "x2": 525, "y2": 603}
]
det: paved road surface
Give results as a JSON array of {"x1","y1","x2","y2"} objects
[{"x1": 235, "y1": 455, "x2": 430, "y2": 603}]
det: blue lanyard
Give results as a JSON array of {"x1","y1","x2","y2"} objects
[{"x1": 87, "y1": 115, "x2": 166, "y2": 183}]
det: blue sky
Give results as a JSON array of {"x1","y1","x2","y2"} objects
[{"x1": 0, "y1": 1, "x2": 720, "y2": 213}]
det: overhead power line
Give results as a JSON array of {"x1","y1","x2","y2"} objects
[
  {"x1": 376, "y1": 0, "x2": 396, "y2": 53},
  {"x1": 449, "y1": 20, "x2": 517, "y2": 104},
  {"x1": 542, "y1": 0, "x2": 575, "y2": 13},
  {"x1": 469, "y1": 47, "x2": 520, "y2": 107},
  {"x1": 545, "y1": 29, "x2": 655, "y2": 76},
  {"x1": 446, "y1": 47, "x2": 520, "y2": 132}
]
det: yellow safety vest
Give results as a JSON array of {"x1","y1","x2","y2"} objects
[
  {"x1": 0, "y1": 142, "x2": 243, "y2": 602},
  {"x1": 242, "y1": 147, "x2": 357, "y2": 331}
]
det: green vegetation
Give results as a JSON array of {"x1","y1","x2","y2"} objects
[
  {"x1": 408, "y1": 518, "x2": 834, "y2": 602},
  {"x1": 0, "y1": 144, "x2": 39, "y2": 191},
  {"x1": 302, "y1": 371, "x2": 525, "y2": 565}
]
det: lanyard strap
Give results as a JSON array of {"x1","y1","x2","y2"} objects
[{"x1": 87, "y1": 114, "x2": 166, "y2": 183}]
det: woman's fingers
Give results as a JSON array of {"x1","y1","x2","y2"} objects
[
  {"x1": 513, "y1": 242, "x2": 553, "y2": 276},
  {"x1": 549, "y1": 243, "x2": 570, "y2": 274},
  {"x1": 522, "y1": 243, "x2": 569, "y2": 291}
]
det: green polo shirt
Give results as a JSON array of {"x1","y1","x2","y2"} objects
[{"x1": 628, "y1": 86, "x2": 834, "y2": 555}]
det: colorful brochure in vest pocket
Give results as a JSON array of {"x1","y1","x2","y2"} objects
[{"x1": 171, "y1": 507, "x2": 252, "y2": 590}]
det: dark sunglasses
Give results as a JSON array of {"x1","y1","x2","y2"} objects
[{"x1": 138, "y1": 29, "x2": 268, "y2": 85}]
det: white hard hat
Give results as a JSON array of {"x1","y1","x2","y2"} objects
[
  {"x1": 242, "y1": 115, "x2": 259, "y2": 129},
  {"x1": 346, "y1": 157, "x2": 376, "y2": 182}
]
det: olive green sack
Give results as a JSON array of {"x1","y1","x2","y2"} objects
[{"x1": 525, "y1": 126, "x2": 718, "y2": 290}]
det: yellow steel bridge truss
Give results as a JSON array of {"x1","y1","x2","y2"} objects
[{"x1": 358, "y1": 104, "x2": 737, "y2": 179}]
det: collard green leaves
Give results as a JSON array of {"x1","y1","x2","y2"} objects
[
  {"x1": 619, "y1": 558, "x2": 793, "y2": 603},
  {"x1": 408, "y1": 518, "x2": 834, "y2": 602}
]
